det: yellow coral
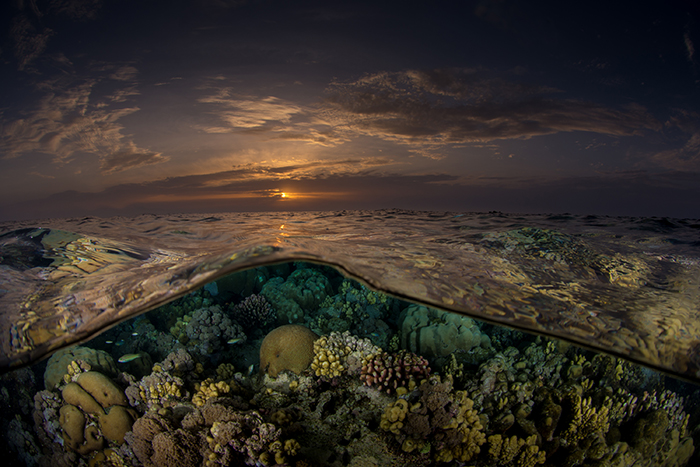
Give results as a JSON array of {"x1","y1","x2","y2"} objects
[
  {"x1": 139, "y1": 378, "x2": 183, "y2": 407},
  {"x1": 380, "y1": 399, "x2": 409, "y2": 434},
  {"x1": 435, "y1": 392, "x2": 486, "y2": 462},
  {"x1": 311, "y1": 336, "x2": 346, "y2": 378},
  {"x1": 192, "y1": 379, "x2": 230, "y2": 406},
  {"x1": 284, "y1": 439, "x2": 301, "y2": 456},
  {"x1": 562, "y1": 393, "x2": 611, "y2": 446}
]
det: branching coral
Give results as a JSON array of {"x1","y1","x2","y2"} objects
[
  {"x1": 360, "y1": 350, "x2": 430, "y2": 394},
  {"x1": 561, "y1": 393, "x2": 611, "y2": 446},
  {"x1": 229, "y1": 294, "x2": 276, "y2": 330},
  {"x1": 488, "y1": 434, "x2": 545, "y2": 467},
  {"x1": 127, "y1": 370, "x2": 187, "y2": 411}
]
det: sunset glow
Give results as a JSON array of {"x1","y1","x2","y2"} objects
[{"x1": 0, "y1": 1, "x2": 698, "y2": 220}]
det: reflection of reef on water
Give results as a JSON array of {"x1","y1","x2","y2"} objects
[{"x1": 2, "y1": 262, "x2": 699, "y2": 466}]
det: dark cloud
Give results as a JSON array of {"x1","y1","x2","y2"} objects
[
  {"x1": 3, "y1": 166, "x2": 698, "y2": 222},
  {"x1": 10, "y1": 15, "x2": 53, "y2": 71},
  {"x1": 650, "y1": 110, "x2": 700, "y2": 171},
  {"x1": 322, "y1": 69, "x2": 662, "y2": 148},
  {"x1": 48, "y1": 0, "x2": 102, "y2": 20}
]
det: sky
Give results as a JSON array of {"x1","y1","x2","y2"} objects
[{"x1": 1, "y1": 0, "x2": 699, "y2": 221}]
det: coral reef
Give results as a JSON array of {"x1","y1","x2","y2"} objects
[
  {"x1": 360, "y1": 349, "x2": 430, "y2": 394},
  {"x1": 12, "y1": 263, "x2": 700, "y2": 467},
  {"x1": 126, "y1": 370, "x2": 188, "y2": 412},
  {"x1": 39, "y1": 370, "x2": 138, "y2": 457},
  {"x1": 260, "y1": 324, "x2": 319, "y2": 377}
]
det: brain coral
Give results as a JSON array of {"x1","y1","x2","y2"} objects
[
  {"x1": 400, "y1": 304, "x2": 487, "y2": 358},
  {"x1": 44, "y1": 346, "x2": 118, "y2": 390},
  {"x1": 260, "y1": 325, "x2": 319, "y2": 377}
]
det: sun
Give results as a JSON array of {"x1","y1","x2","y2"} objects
[{"x1": 281, "y1": 192, "x2": 287, "y2": 198}]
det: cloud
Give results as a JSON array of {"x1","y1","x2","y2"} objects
[
  {"x1": 0, "y1": 79, "x2": 160, "y2": 172},
  {"x1": 100, "y1": 144, "x2": 169, "y2": 173},
  {"x1": 10, "y1": 15, "x2": 53, "y2": 71},
  {"x1": 198, "y1": 90, "x2": 302, "y2": 130},
  {"x1": 652, "y1": 133, "x2": 700, "y2": 171},
  {"x1": 48, "y1": 0, "x2": 103, "y2": 20},
  {"x1": 649, "y1": 110, "x2": 700, "y2": 171},
  {"x1": 321, "y1": 69, "x2": 662, "y2": 152},
  {"x1": 152, "y1": 157, "x2": 396, "y2": 190},
  {"x1": 4, "y1": 166, "x2": 699, "y2": 221},
  {"x1": 109, "y1": 66, "x2": 139, "y2": 81},
  {"x1": 685, "y1": 31, "x2": 695, "y2": 63}
]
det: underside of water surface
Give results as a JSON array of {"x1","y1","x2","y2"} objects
[{"x1": 1, "y1": 210, "x2": 700, "y2": 466}]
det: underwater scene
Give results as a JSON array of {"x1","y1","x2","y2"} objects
[{"x1": 0, "y1": 210, "x2": 699, "y2": 466}]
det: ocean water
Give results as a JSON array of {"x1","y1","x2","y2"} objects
[{"x1": 0, "y1": 209, "x2": 699, "y2": 466}]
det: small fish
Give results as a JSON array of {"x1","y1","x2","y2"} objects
[
  {"x1": 118, "y1": 353, "x2": 142, "y2": 363},
  {"x1": 247, "y1": 364, "x2": 255, "y2": 376},
  {"x1": 227, "y1": 337, "x2": 244, "y2": 345},
  {"x1": 105, "y1": 340, "x2": 113, "y2": 344},
  {"x1": 131, "y1": 332, "x2": 139, "y2": 336},
  {"x1": 114, "y1": 340, "x2": 125, "y2": 346}
]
